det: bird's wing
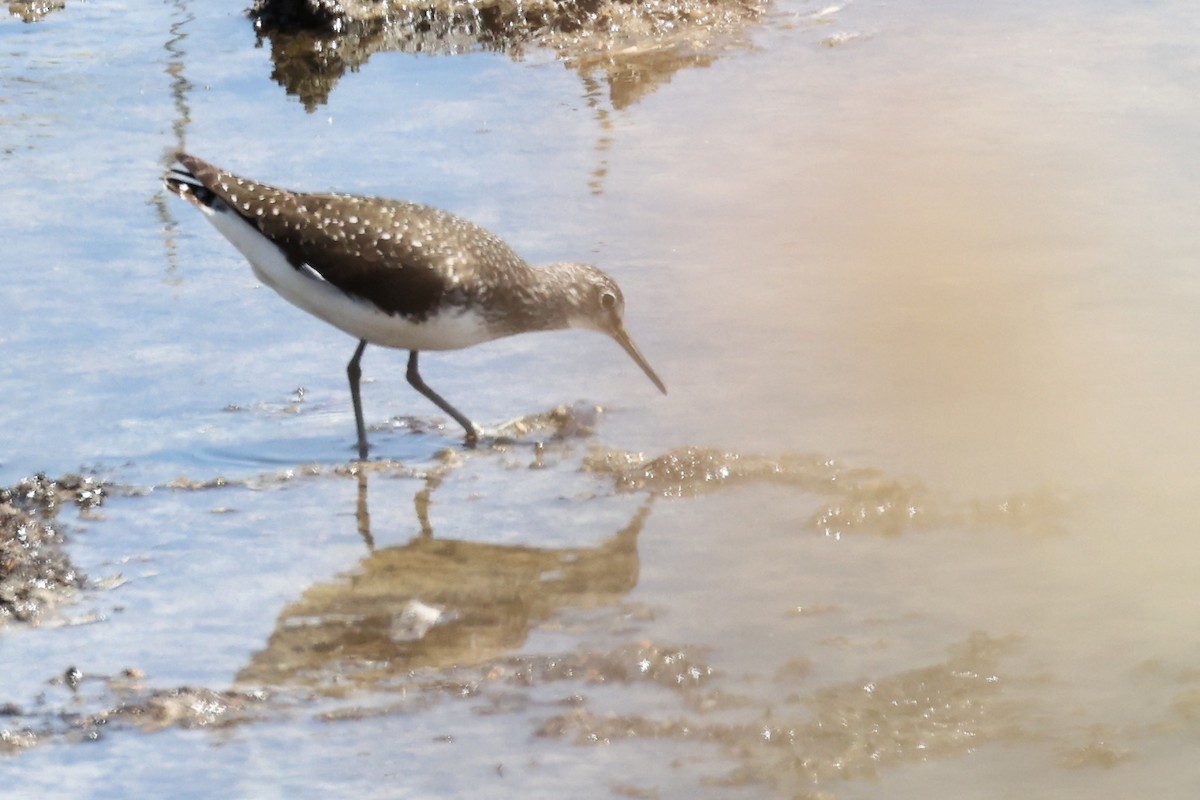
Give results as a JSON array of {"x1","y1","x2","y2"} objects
[{"x1": 170, "y1": 153, "x2": 528, "y2": 319}]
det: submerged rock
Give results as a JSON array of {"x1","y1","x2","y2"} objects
[{"x1": 0, "y1": 473, "x2": 104, "y2": 626}]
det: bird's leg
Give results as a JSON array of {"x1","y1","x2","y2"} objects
[
  {"x1": 406, "y1": 350, "x2": 479, "y2": 446},
  {"x1": 347, "y1": 339, "x2": 370, "y2": 460}
]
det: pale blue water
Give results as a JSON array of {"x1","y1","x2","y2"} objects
[{"x1": 4, "y1": 1, "x2": 1200, "y2": 797}]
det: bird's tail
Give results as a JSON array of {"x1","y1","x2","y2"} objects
[{"x1": 163, "y1": 154, "x2": 219, "y2": 209}]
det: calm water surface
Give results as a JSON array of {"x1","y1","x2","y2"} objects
[{"x1": 3, "y1": 0, "x2": 1200, "y2": 797}]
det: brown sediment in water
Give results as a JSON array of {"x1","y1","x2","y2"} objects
[
  {"x1": 1, "y1": 633, "x2": 1028, "y2": 796},
  {"x1": 534, "y1": 634, "x2": 1023, "y2": 791},
  {"x1": 583, "y1": 445, "x2": 1068, "y2": 537}
]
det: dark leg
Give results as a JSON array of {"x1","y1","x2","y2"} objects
[
  {"x1": 406, "y1": 350, "x2": 479, "y2": 446},
  {"x1": 347, "y1": 339, "x2": 369, "y2": 460}
]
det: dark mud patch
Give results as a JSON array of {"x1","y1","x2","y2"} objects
[{"x1": 0, "y1": 473, "x2": 105, "y2": 627}]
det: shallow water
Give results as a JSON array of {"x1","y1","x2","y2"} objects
[{"x1": 4, "y1": 0, "x2": 1200, "y2": 797}]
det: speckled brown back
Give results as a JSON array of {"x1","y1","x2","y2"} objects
[{"x1": 175, "y1": 153, "x2": 536, "y2": 321}]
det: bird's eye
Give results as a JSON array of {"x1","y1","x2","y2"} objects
[{"x1": 600, "y1": 290, "x2": 618, "y2": 310}]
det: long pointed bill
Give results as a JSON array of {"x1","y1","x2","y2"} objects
[{"x1": 612, "y1": 325, "x2": 667, "y2": 395}]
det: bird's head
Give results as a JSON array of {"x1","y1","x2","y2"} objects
[{"x1": 545, "y1": 262, "x2": 667, "y2": 395}]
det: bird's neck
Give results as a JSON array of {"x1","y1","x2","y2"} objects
[{"x1": 478, "y1": 262, "x2": 580, "y2": 337}]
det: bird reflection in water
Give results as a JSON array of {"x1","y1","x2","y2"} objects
[{"x1": 238, "y1": 449, "x2": 653, "y2": 692}]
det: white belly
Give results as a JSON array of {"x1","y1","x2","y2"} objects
[{"x1": 202, "y1": 202, "x2": 493, "y2": 351}]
